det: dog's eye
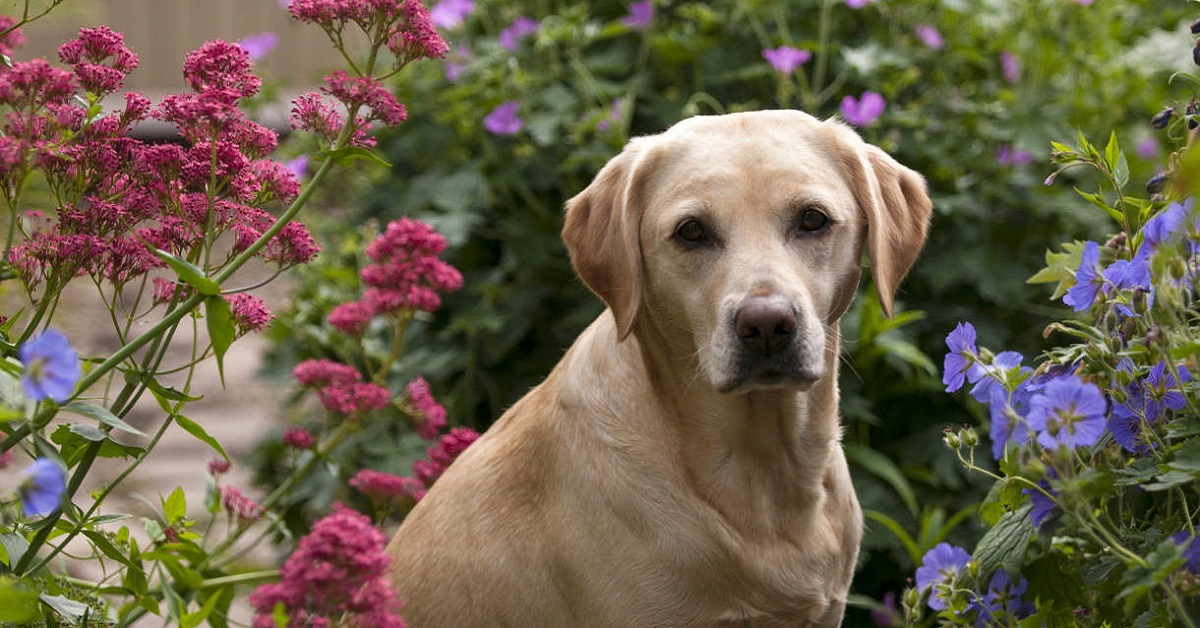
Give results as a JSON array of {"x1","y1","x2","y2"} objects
[
  {"x1": 794, "y1": 208, "x2": 830, "y2": 234},
  {"x1": 674, "y1": 219, "x2": 711, "y2": 246}
]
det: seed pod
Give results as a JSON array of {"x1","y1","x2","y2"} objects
[
  {"x1": 1151, "y1": 107, "x2": 1174, "y2": 129},
  {"x1": 1193, "y1": 41, "x2": 1200, "y2": 66},
  {"x1": 1193, "y1": 18, "x2": 1200, "y2": 34},
  {"x1": 1146, "y1": 172, "x2": 1168, "y2": 194}
]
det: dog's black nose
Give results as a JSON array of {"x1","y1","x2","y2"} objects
[{"x1": 734, "y1": 297, "x2": 796, "y2": 356}]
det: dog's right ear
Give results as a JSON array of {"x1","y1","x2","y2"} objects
[{"x1": 562, "y1": 140, "x2": 657, "y2": 340}]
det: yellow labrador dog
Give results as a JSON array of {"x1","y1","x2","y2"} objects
[{"x1": 386, "y1": 109, "x2": 931, "y2": 627}]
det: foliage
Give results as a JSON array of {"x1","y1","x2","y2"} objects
[
  {"x1": 0, "y1": 0, "x2": 470, "y2": 625},
  {"x1": 907, "y1": 43, "x2": 1200, "y2": 626}
]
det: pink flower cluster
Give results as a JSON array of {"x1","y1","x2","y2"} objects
[
  {"x1": 413, "y1": 426, "x2": 478, "y2": 487},
  {"x1": 405, "y1": 376, "x2": 447, "y2": 439},
  {"x1": 250, "y1": 503, "x2": 405, "y2": 628},
  {"x1": 293, "y1": 359, "x2": 392, "y2": 418},
  {"x1": 221, "y1": 486, "x2": 265, "y2": 525},
  {"x1": 283, "y1": 426, "x2": 316, "y2": 450},
  {"x1": 2, "y1": 28, "x2": 320, "y2": 304},
  {"x1": 286, "y1": 0, "x2": 447, "y2": 147},
  {"x1": 350, "y1": 468, "x2": 425, "y2": 502},
  {"x1": 327, "y1": 218, "x2": 463, "y2": 337}
]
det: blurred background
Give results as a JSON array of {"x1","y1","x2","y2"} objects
[{"x1": 12, "y1": 0, "x2": 1196, "y2": 624}]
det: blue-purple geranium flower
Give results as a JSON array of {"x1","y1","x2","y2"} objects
[
  {"x1": 621, "y1": 0, "x2": 654, "y2": 30},
  {"x1": 840, "y1": 91, "x2": 886, "y2": 127},
  {"x1": 762, "y1": 46, "x2": 811, "y2": 75},
  {"x1": 19, "y1": 329, "x2": 82, "y2": 404},
  {"x1": 942, "y1": 322, "x2": 981, "y2": 393},
  {"x1": 1025, "y1": 480, "x2": 1058, "y2": 527},
  {"x1": 237, "y1": 32, "x2": 278, "y2": 62},
  {"x1": 1063, "y1": 240, "x2": 1102, "y2": 312},
  {"x1": 1026, "y1": 375, "x2": 1107, "y2": 449},
  {"x1": 498, "y1": 16, "x2": 539, "y2": 51},
  {"x1": 914, "y1": 24, "x2": 944, "y2": 49},
  {"x1": 973, "y1": 569, "x2": 1035, "y2": 623},
  {"x1": 19, "y1": 458, "x2": 66, "y2": 516},
  {"x1": 484, "y1": 100, "x2": 523, "y2": 135},
  {"x1": 915, "y1": 543, "x2": 971, "y2": 611},
  {"x1": 430, "y1": 0, "x2": 475, "y2": 30}
]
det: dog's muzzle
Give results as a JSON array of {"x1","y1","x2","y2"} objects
[{"x1": 720, "y1": 294, "x2": 823, "y2": 392}]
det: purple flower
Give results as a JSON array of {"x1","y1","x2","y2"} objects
[
  {"x1": 974, "y1": 569, "x2": 1035, "y2": 624},
  {"x1": 942, "y1": 322, "x2": 980, "y2": 393},
  {"x1": 621, "y1": 1, "x2": 655, "y2": 30},
  {"x1": 484, "y1": 100, "x2": 523, "y2": 135},
  {"x1": 284, "y1": 154, "x2": 308, "y2": 181},
  {"x1": 970, "y1": 350, "x2": 1024, "y2": 403},
  {"x1": 1144, "y1": 201, "x2": 1188, "y2": 249},
  {"x1": 498, "y1": 16, "x2": 539, "y2": 51},
  {"x1": 430, "y1": 0, "x2": 475, "y2": 30},
  {"x1": 1071, "y1": 0, "x2": 1094, "y2": 4},
  {"x1": 840, "y1": 91, "x2": 886, "y2": 127},
  {"x1": 915, "y1": 543, "x2": 971, "y2": 611},
  {"x1": 19, "y1": 329, "x2": 82, "y2": 403},
  {"x1": 1102, "y1": 254, "x2": 1152, "y2": 317},
  {"x1": 762, "y1": 46, "x2": 812, "y2": 75},
  {"x1": 996, "y1": 144, "x2": 1033, "y2": 167},
  {"x1": 237, "y1": 32, "x2": 278, "y2": 62},
  {"x1": 914, "y1": 25, "x2": 944, "y2": 49},
  {"x1": 1000, "y1": 51, "x2": 1020, "y2": 83},
  {"x1": 1063, "y1": 240, "x2": 1101, "y2": 312},
  {"x1": 1026, "y1": 482, "x2": 1058, "y2": 526},
  {"x1": 845, "y1": 0, "x2": 877, "y2": 7},
  {"x1": 19, "y1": 458, "x2": 66, "y2": 516},
  {"x1": 989, "y1": 385, "x2": 1032, "y2": 460},
  {"x1": 1136, "y1": 137, "x2": 1160, "y2": 160},
  {"x1": 870, "y1": 591, "x2": 900, "y2": 626},
  {"x1": 1172, "y1": 532, "x2": 1200, "y2": 575},
  {"x1": 1026, "y1": 375, "x2": 1107, "y2": 449}
]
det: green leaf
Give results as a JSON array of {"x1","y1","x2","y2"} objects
[
  {"x1": 1169, "y1": 438, "x2": 1200, "y2": 472},
  {"x1": 0, "y1": 578, "x2": 37, "y2": 622},
  {"x1": 864, "y1": 509, "x2": 921, "y2": 564},
  {"x1": 164, "y1": 486, "x2": 187, "y2": 523},
  {"x1": 51, "y1": 424, "x2": 144, "y2": 462},
  {"x1": 845, "y1": 443, "x2": 919, "y2": 516},
  {"x1": 0, "y1": 533, "x2": 29, "y2": 568},
  {"x1": 319, "y1": 145, "x2": 391, "y2": 168},
  {"x1": 873, "y1": 337, "x2": 938, "y2": 376},
  {"x1": 62, "y1": 401, "x2": 147, "y2": 437},
  {"x1": 150, "y1": 249, "x2": 220, "y2": 296},
  {"x1": 1074, "y1": 187, "x2": 1124, "y2": 223},
  {"x1": 174, "y1": 415, "x2": 228, "y2": 460},
  {"x1": 40, "y1": 593, "x2": 91, "y2": 623},
  {"x1": 205, "y1": 295, "x2": 235, "y2": 386},
  {"x1": 1119, "y1": 538, "x2": 1186, "y2": 611},
  {"x1": 181, "y1": 586, "x2": 225, "y2": 628},
  {"x1": 973, "y1": 504, "x2": 1034, "y2": 579}
]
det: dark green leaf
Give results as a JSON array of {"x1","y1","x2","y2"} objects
[
  {"x1": 846, "y1": 443, "x2": 919, "y2": 516},
  {"x1": 150, "y1": 249, "x2": 220, "y2": 296},
  {"x1": 973, "y1": 504, "x2": 1034, "y2": 579},
  {"x1": 205, "y1": 295, "x2": 235, "y2": 385}
]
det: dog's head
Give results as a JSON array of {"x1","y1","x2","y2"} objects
[{"x1": 563, "y1": 110, "x2": 931, "y2": 394}]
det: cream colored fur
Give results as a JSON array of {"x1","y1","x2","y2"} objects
[{"x1": 386, "y1": 110, "x2": 932, "y2": 628}]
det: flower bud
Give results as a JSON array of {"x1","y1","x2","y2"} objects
[
  {"x1": 903, "y1": 586, "x2": 923, "y2": 623},
  {"x1": 1144, "y1": 324, "x2": 1164, "y2": 347},
  {"x1": 944, "y1": 430, "x2": 962, "y2": 449},
  {"x1": 1171, "y1": 258, "x2": 1188, "y2": 280},
  {"x1": 1194, "y1": 42, "x2": 1200, "y2": 67},
  {"x1": 1151, "y1": 107, "x2": 1174, "y2": 129},
  {"x1": 1024, "y1": 456, "x2": 1047, "y2": 478},
  {"x1": 1192, "y1": 18, "x2": 1200, "y2": 34},
  {"x1": 1146, "y1": 173, "x2": 1168, "y2": 194},
  {"x1": 962, "y1": 427, "x2": 979, "y2": 448}
]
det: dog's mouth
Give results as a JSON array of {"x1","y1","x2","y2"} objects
[
  {"x1": 715, "y1": 361, "x2": 822, "y2": 394},
  {"x1": 710, "y1": 294, "x2": 825, "y2": 394}
]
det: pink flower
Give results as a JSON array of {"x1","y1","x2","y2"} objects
[
  {"x1": 761, "y1": 46, "x2": 811, "y2": 75},
  {"x1": 839, "y1": 91, "x2": 886, "y2": 126},
  {"x1": 283, "y1": 426, "x2": 316, "y2": 450},
  {"x1": 996, "y1": 144, "x2": 1033, "y2": 168},
  {"x1": 249, "y1": 503, "x2": 405, "y2": 628},
  {"x1": 182, "y1": 39, "x2": 261, "y2": 100},
  {"x1": 293, "y1": 358, "x2": 362, "y2": 387},
  {"x1": 405, "y1": 377, "x2": 447, "y2": 440},
  {"x1": 845, "y1": 0, "x2": 877, "y2": 7},
  {"x1": 57, "y1": 26, "x2": 139, "y2": 95},
  {"x1": 498, "y1": 16, "x2": 539, "y2": 51},
  {"x1": 1136, "y1": 137, "x2": 1160, "y2": 160},
  {"x1": 358, "y1": 217, "x2": 463, "y2": 315},
  {"x1": 221, "y1": 486, "x2": 265, "y2": 525},
  {"x1": 317, "y1": 382, "x2": 392, "y2": 416},
  {"x1": 413, "y1": 426, "x2": 479, "y2": 488},
  {"x1": 350, "y1": 469, "x2": 424, "y2": 503},
  {"x1": 0, "y1": 15, "x2": 26, "y2": 56},
  {"x1": 323, "y1": 70, "x2": 408, "y2": 126},
  {"x1": 225, "y1": 292, "x2": 274, "y2": 334},
  {"x1": 0, "y1": 449, "x2": 11, "y2": 470},
  {"x1": 328, "y1": 300, "x2": 376, "y2": 335},
  {"x1": 484, "y1": 100, "x2": 522, "y2": 135},
  {"x1": 915, "y1": 25, "x2": 944, "y2": 49},
  {"x1": 208, "y1": 458, "x2": 232, "y2": 476}
]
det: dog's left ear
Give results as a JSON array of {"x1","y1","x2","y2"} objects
[
  {"x1": 834, "y1": 130, "x2": 932, "y2": 318},
  {"x1": 562, "y1": 140, "x2": 658, "y2": 340}
]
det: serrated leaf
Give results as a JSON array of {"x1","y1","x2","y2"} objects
[
  {"x1": 174, "y1": 415, "x2": 227, "y2": 460},
  {"x1": 164, "y1": 486, "x2": 187, "y2": 522},
  {"x1": 973, "y1": 504, "x2": 1034, "y2": 579},
  {"x1": 1169, "y1": 439, "x2": 1200, "y2": 472},
  {"x1": 150, "y1": 249, "x2": 220, "y2": 296},
  {"x1": 205, "y1": 295, "x2": 235, "y2": 386},
  {"x1": 63, "y1": 401, "x2": 147, "y2": 437}
]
